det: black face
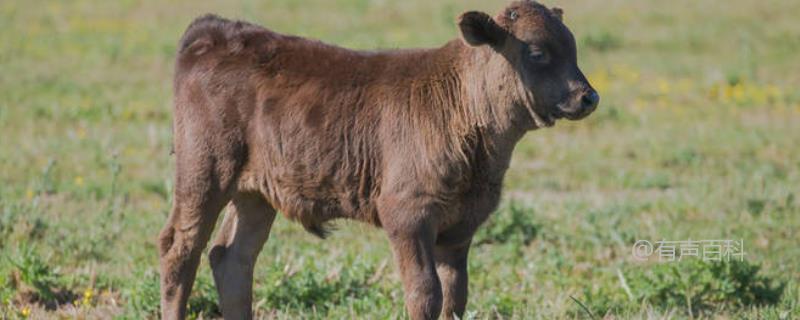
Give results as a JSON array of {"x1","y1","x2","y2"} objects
[
  {"x1": 507, "y1": 5, "x2": 599, "y2": 126},
  {"x1": 457, "y1": 2, "x2": 599, "y2": 127}
]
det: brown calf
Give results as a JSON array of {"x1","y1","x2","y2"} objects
[{"x1": 158, "y1": 1, "x2": 598, "y2": 319}]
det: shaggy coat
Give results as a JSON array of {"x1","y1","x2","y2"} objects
[{"x1": 158, "y1": 1, "x2": 598, "y2": 319}]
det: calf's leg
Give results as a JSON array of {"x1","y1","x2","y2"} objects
[
  {"x1": 158, "y1": 136, "x2": 243, "y2": 318},
  {"x1": 158, "y1": 187, "x2": 229, "y2": 319},
  {"x1": 209, "y1": 193, "x2": 276, "y2": 319},
  {"x1": 384, "y1": 214, "x2": 442, "y2": 320},
  {"x1": 435, "y1": 242, "x2": 471, "y2": 320}
]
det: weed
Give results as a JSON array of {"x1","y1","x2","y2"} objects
[
  {"x1": 474, "y1": 202, "x2": 539, "y2": 246},
  {"x1": 5, "y1": 247, "x2": 77, "y2": 309},
  {"x1": 121, "y1": 269, "x2": 160, "y2": 318},
  {"x1": 187, "y1": 273, "x2": 221, "y2": 318},
  {"x1": 37, "y1": 159, "x2": 58, "y2": 196},
  {"x1": 255, "y1": 261, "x2": 380, "y2": 315},
  {"x1": 626, "y1": 260, "x2": 785, "y2": 316},
  {"x1": 484, "y1": 293, "x2": 519, "y2": 318},
  {"x1": 579, "y1": 260, "x2": 785, "y2": 317},
  {"x1": 0, "y1": 204, "x2": 20, "y2": 247},
  {"x1": 0, "y1": 270, "x2": 15, "y2": 306}
]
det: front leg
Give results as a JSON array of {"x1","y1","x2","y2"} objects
[
  {"x1": 435, "y1": 241, "x2": 471, "y2": 320},
  {"x1": 381, "y1": 205, "x2": 443, "y2": 320}
]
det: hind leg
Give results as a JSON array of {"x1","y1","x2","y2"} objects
[
  {"x1": 158, "y1": 185, "x2": 230, "y2": 319},
  {"x1": 158, "y1": 134, "x2": 244, "y2": 318},
  {"x1": 209, "y1": 192, "x2": 276, "y2": 319}
]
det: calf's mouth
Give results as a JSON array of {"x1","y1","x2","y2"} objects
[{"x1": 553, "y1": 89, "x2": 600, "y2": 121}]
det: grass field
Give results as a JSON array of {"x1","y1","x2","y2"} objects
[{"x1": 1, "y1": 0, "x2": 799, "y2": 319}]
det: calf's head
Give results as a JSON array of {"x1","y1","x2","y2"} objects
[{"x1": 459, "y1": 1, "x2": 598, "y2": 128}]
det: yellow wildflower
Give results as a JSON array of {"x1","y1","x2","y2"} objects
[
  {"x1": 766, "y1": 85, "x2": 782, "y2": 102},
  {"x1": 74, "y1": 176, "x2": 84, "y2": 186},
  {"x1": 82, "y1": 287, "x2": 94, "y2": 306},
  {"x1": 657, "y1": 79, "x2": 671, "y2": 95},
  {"x1": 20, "y1": 306, "x2": 31, "y2": 317},
  {"x1": 731, "y1": 83, "x2": 746, "y2": 103}
]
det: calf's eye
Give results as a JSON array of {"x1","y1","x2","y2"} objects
[{"x1": 529, "y1": 49, "x2": 548, "y2": 63}]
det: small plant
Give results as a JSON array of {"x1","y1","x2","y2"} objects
[
  {"x1": 626, "y1": 260, "x2": 785, "y2": 316},
  {"x1": 474, "y1": 202, "x2": 539, "y2": 246},
  {"x1": 6, "y1": 247, "x2": 76, "y2": 309},
  {"x1": 0, "y1": 204, "x2": 20, "y2": 248},
  {"x1": 577, "y1": 260, "x2": 785, "y2": 317},
  {"x1": 10, "y1": 249, "x2": 60, "y2": 303},
  {"x1": 485, "y1": 292, "x2": 518, "y2": 318},
  {"x1": 662, "y1": 148, "x2": 702, "y2": 168},
  {"x1": 121, "y1": 269, "x2": 161, "y2": 318},
  {"x1": 637, "y1": 172, "x2": 672, "y2": 190},
  {"x1": 257, "y1": 262, "x2": 377, "y2": 314},
  {"x1": 746, "y1": 198, "x2": 767, "y2": 216},
  {"x1": 0, "y1": 270, "x2": 15, "y2": 306},
  {"x1": 37, "y1": 159, "x2": 58, "y2": 196},
  {"x1": 574, "y1": 282, "x2": 630, "y2": 318},
  {"x1": 187, "y1": 274, "x2": 221, "y2": 318}
]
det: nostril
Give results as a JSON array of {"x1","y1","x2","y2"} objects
[{"x1": 581, "y1": 90, "x2": 600, "y2": 108}]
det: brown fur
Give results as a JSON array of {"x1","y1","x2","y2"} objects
[{"x1": 158, "y1": 1, "x2": 598, "y2": 319}]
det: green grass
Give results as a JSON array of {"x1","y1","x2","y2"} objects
[{"x1": 1, "y1": 0, "x2": 799, "y2": 318}]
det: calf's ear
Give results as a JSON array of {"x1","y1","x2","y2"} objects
[
  {"x1": 551, "y1": 7, "x2": 564, "y2": 21},
  {"x1": 458, "y1": 11, "x2": 505, "y2": 47}
]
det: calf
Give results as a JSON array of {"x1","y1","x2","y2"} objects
[{"x1": 158, "y1": 1, "x2": 598, "y2": 319}]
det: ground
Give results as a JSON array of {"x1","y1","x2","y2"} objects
[{"x1": 0, "y1": 0, "x2": 799, "y2": 319}]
